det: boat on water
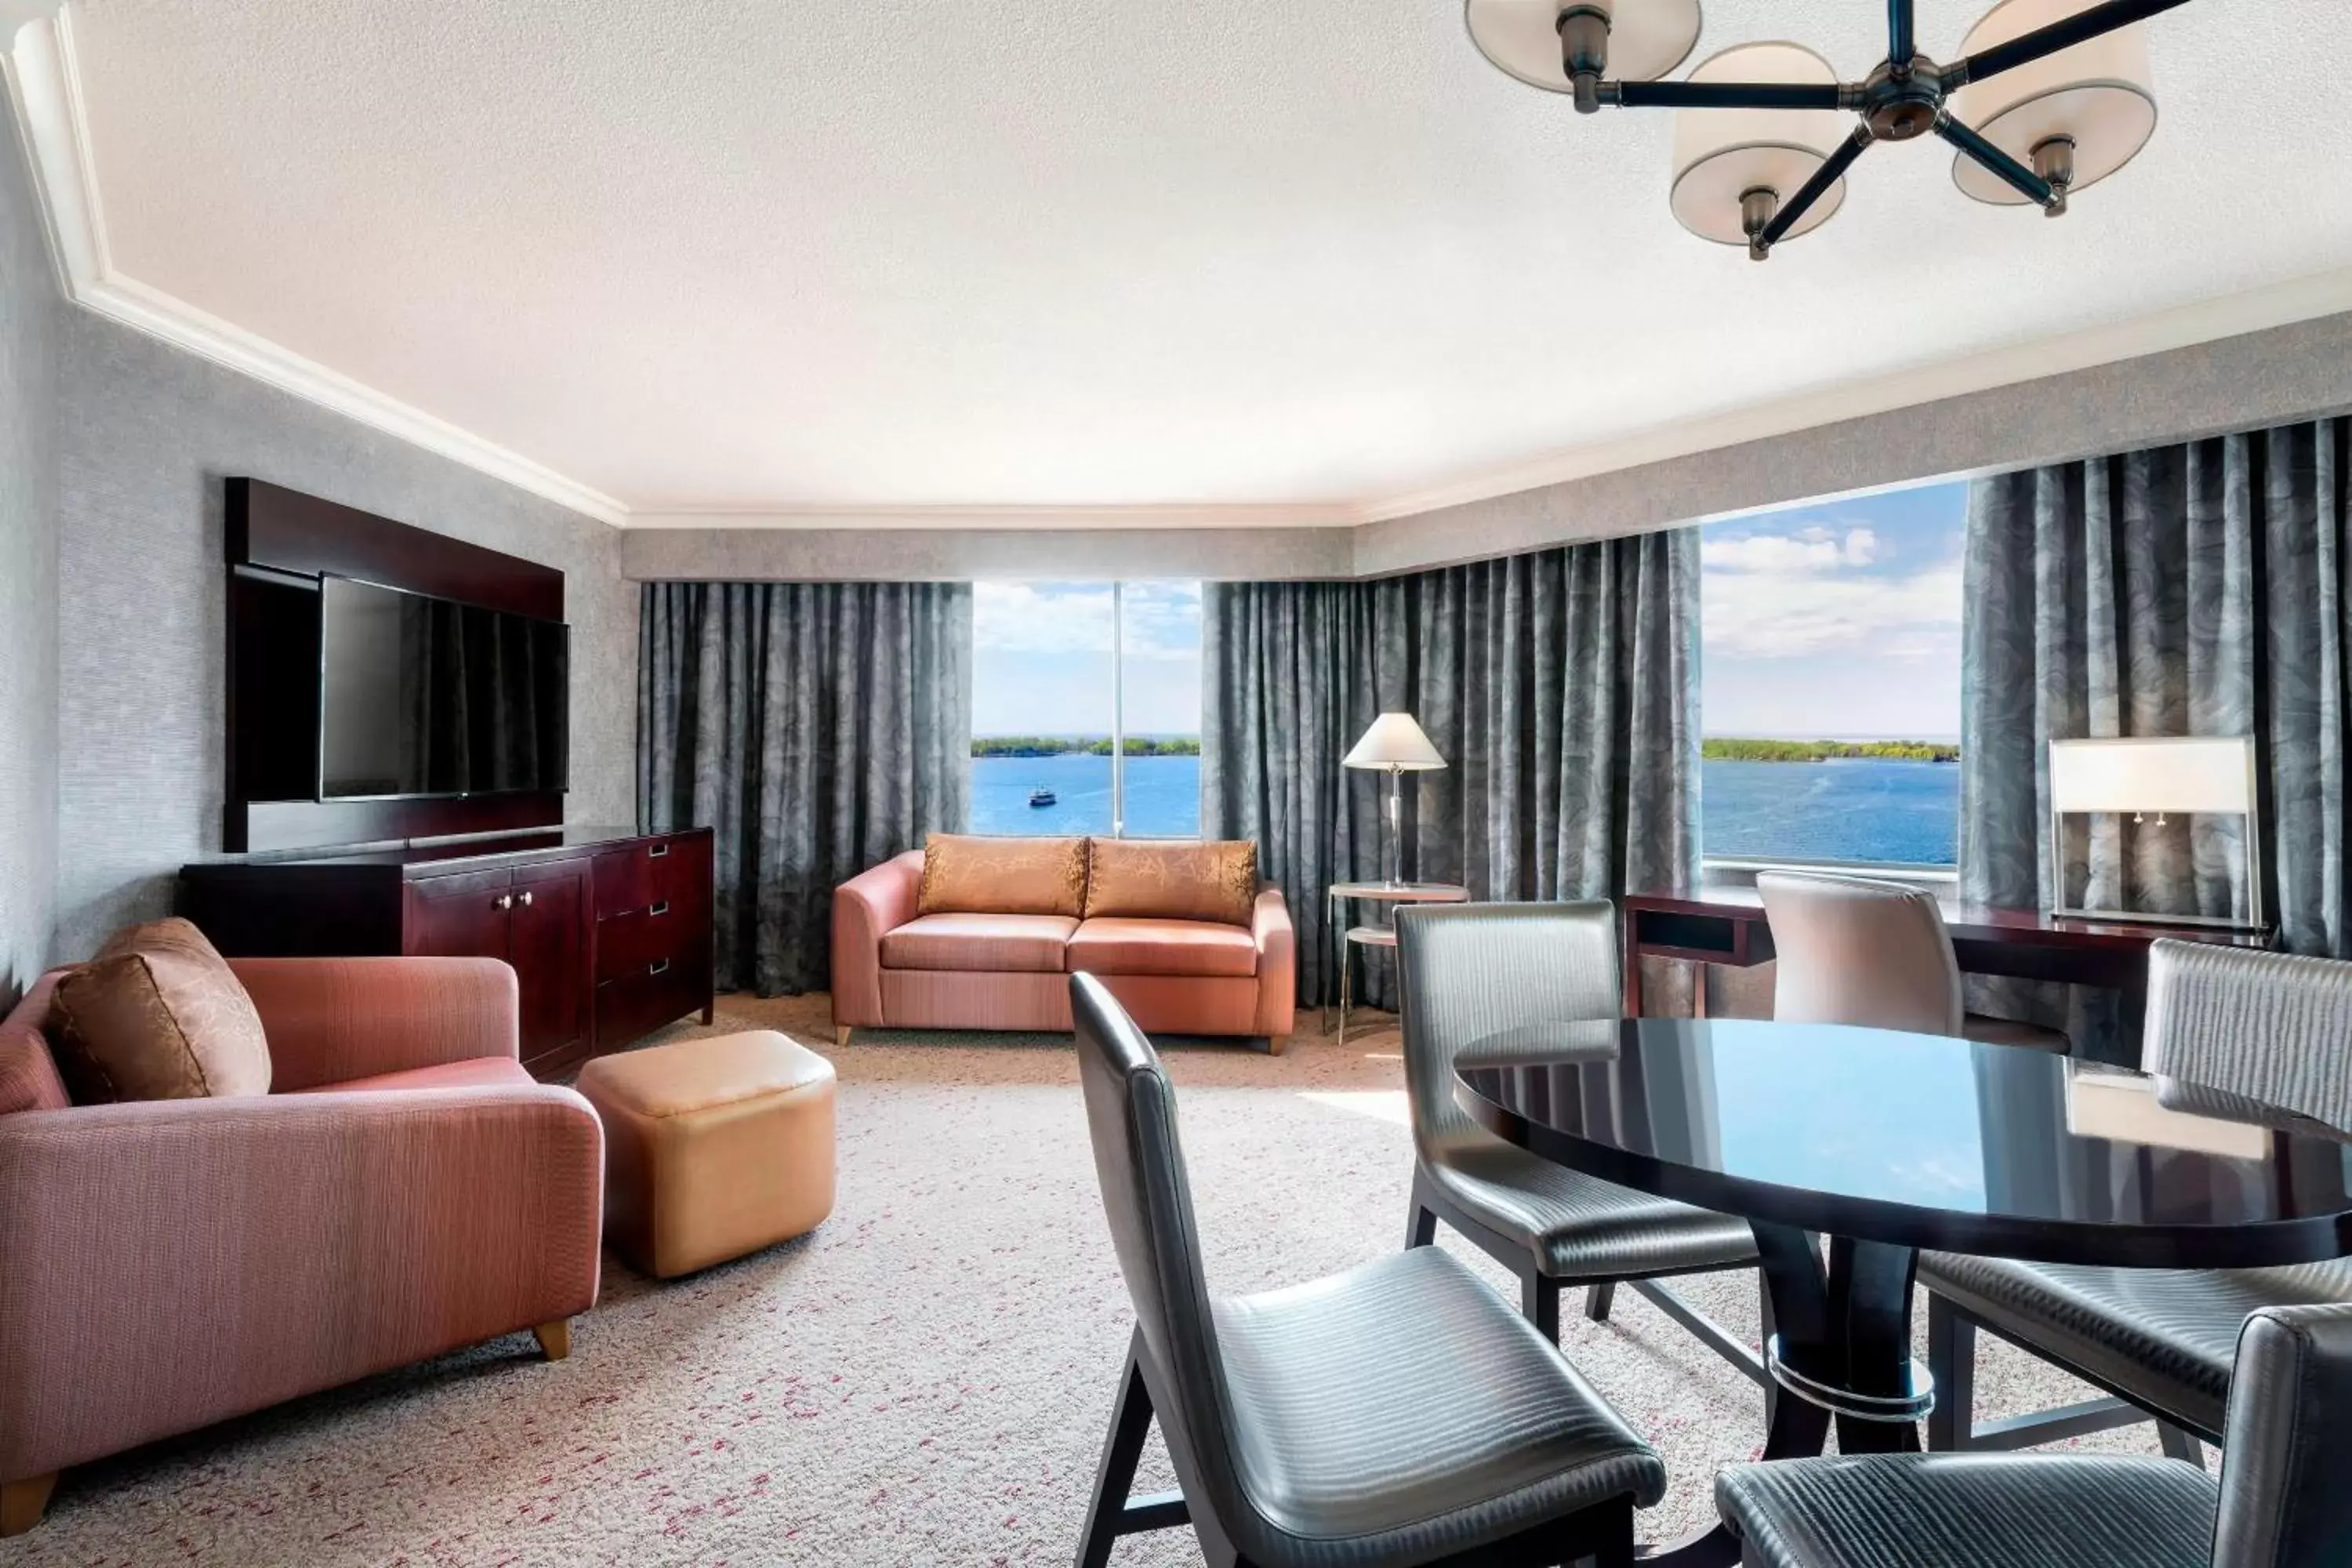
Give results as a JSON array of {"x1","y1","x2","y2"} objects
[{"x1": 1028, "y1": 787, "x2": 1057, "y2": 808}]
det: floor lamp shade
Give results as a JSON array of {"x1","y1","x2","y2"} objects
[
  {"x1": 1345, "y1": 713, "x2": 1447, "y2": 772},
  {"x1": 1346, "y1": 713, "x2": 1446, "y2": 887}
]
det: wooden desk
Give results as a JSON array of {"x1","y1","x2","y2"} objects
[{"x1": 1621, "y1": 887, "x2": 2271, "y2": 1019}]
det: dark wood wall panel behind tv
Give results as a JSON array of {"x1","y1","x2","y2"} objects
[
  {"x1": 224, "y1": 479, "x2": 570, "y2": 854},
  {"x1": 230, "y1": 478, "x2": 564, "y2": 619}
]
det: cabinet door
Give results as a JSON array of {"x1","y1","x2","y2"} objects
[
  {"x1": 510, "y1": 857, "x2": 592, "y2": 1067},
  {"x1": 404, "y1": 869, "x2": 514, "y2": 960}
]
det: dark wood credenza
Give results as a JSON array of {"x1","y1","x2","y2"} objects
[{"x1": 180, "y1": 826, "x2": 715, "y2": 1079}]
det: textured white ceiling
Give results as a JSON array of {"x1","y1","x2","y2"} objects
[{"x1": 64, "y1": 0, "x2": 2352, "y2": 514}]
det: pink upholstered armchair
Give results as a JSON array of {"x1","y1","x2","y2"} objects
[{"x1": 0, "y1": 956, "x2": 604, "y2": 1535}]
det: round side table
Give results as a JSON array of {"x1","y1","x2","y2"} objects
[{"x1": 1323, "y1": 881, "x2": 1469, "y2": 1044}]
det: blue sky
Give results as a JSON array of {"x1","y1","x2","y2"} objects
[
  {"x1": 1700, "y1": 481, "x2": 1965, "y2": 742},
  {"x1": 971, "y1": 581, "x2": 1201, "y2": 735},
  {"x1": 971, "y1": 481, "x2": 1965, "y2": 742}
]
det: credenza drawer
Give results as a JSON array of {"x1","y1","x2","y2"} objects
[
  {"x1": 595, "y1": 941, "x2": 710, "y2": 1047},
  {"x1": 596, "y1": 904, "x2": 695, "y2": 982},
  {"x1": 593, "y1": 833, "x2": 712, "y2": 919}
]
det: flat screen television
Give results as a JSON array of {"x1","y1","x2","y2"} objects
[{"x1": 317, "y1": 575, "x2": 570, "y2": 799}]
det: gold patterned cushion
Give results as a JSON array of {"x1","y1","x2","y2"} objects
[
  {"x1": 1083, "y1": 839, "x2": 1258, "y2": 927},
  {"x1": 917, "y1": 833, "x2": 1089, "y2": 918},
  {"x1": 49, "y1": 918, "x2": 273, "y2": 1104}
]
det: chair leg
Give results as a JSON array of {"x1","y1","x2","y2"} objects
[
  {"x1": 1405, "y1": 1201, "x2": 1438, "y2": 1250},
  {"x1": 1759, "y1": 1267, "x2": 1780, "y2": 1432},
  {"x1": 1521, "y1": 1272, "x2": 1561, "y2": 1344},
  {"x1": 1, "y1": 1472, "x2": 57, "y2": 1537},
  {"x1": 533, "y1": 1319, "x2": 572, "y2": 1361},
  {"x1": 2157, "y1": 1423, "x2": 2206, "y2": 1469},
  {"x1": 1591, "y1": 1498, "x2": 1636, "y2": 1568},
  {"x1": 1927, "y1": 1295, "x2": 1973, "y2": 1451},
  {"x1": 1079, "y1": 1341, "x2": 1161, "y2": 1568},
  {"x1": 1584, "y1": 1281, "x2": 1617, "y2": 1323}
]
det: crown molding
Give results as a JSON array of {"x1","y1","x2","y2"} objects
[
  {"x1": 1357, "y1": 264, "x2": 2352, "y2": 524},
  {"x1": 626, "y1": 501, "x2": 1358, "y2": 531},
  {"x1": 5, "y1": 7, "x2": 629, "y2": 527}
]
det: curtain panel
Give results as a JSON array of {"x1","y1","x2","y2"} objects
[
  {"x1": 1962, "y1": 417, "x2": 2351, "y2": 1048},
  {"x1": 1203, "y1": 532, "x2": 1700, "y2": 1008},
  {"x1": 637, "y1": 581, "x2": 973, "y2": 996}
]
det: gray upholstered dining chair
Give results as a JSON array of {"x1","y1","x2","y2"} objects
[
  {"x1": 1919, "y1": 940, "x2": 2352, "y2": 1465},
  {"x1": 1067, "y1": 971, "x2": 1668, "y2": 1568},
  {"x1": 1715, "y1": 1301, "x2": 2352, "y2": 1568},
  {"x1": 1392, "y1": 901, "x2": 1763, "y2": 1378},
  {"x1": 1755, "y1": 870, "x2": 2070, "y2": 1052}
]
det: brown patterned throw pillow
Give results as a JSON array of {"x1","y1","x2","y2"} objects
[
  {"x1": 917, "y1": 833, "x2": 1090, "y2": 918},
  {"x1": 49, "y1": 918, "x2": 273, "y2": 1103},
  {"x1": 1083, "y1": 839, "x2": 1258, "y2": 927}
]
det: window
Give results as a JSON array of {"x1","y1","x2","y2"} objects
[
  {"x1": 1699, "y1": 481, "x2": 1965, "y2": 867},
  {"x1": 970, "y1": 581, "x2": 1203, "y2": 837}
]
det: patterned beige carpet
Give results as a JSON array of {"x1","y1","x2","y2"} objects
[{"x1": 6, "y1": 995, "x2": 2162, "y2": 1567}]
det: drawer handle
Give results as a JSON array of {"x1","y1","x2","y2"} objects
[
  {"x1": 649, "y1": 900, "x2": 670, "y2": 917},
  {"x1": 517, "y1": 890, "x2": 534, "y2": 908},
  {"x1": 494, "y1": 894, "x2": 514, "y2": 911},
  {"x1": 648, "y1": 843, "x2": 670, "y2": 859},
  {"x1": 648, "y1": 958, "x2": 670, "y2": 976}
]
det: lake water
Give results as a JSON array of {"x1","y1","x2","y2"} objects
[{"x1": 972, "y1": 753, "x2": 1958, "y2": 866}]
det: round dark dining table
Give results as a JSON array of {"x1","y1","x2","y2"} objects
[{"x1": 1452, "y1": 1017, "x2": 2352, "y2": 1568}]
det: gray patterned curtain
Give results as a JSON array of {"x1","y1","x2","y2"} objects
[
  {"x1": 638, "y1": 581, "x2": 973, "y2": 996},
  {"x1": 1962, "y1": 418, "x2": 2351, "y2": 1054},
  {"x1": 1203, "y1": 532, "x2": 1700, "y2": 1008}
]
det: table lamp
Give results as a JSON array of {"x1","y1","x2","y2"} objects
[
  {"x1": 1345, "y1": 712, "x2": 1446, "y2": 887},
  {"x1": 2045, "y1": 735, "x2": 2265, "y2": 930}
]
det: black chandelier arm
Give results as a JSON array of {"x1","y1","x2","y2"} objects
[
  {"x1": 1604, "y1": 79, "x2": 1853, "y2": 111},
  {"x1": 1933, "y1": 112, "x2": 2057, "y2": 207},
  {"x1": 1887, "y1": 0, "x2": 1916, "y2": 67},
  {"x1": 1759, "y1": 126, "x2": 1875, "y2": 252},
  {"x1": 1941, "y1": 0, "x2": 2195, "y2": 91}
]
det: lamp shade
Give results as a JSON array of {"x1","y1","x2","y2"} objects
[
  {"x1": 1670, "y1": 42, "x2": 1848, "y2": 247},
  {"x1": 1464, "y1": 0, "x2": 1701, "y2": 93},
  {"x1": 1951, "y1": 0, "x2": 2157, "y2": 206},
  {"x1": 1344, "y1": 713, "x2": 1447, "y2": 771},
  {"x1": 2047, "y1": 737, "x2": 2256, "y2": 815}
]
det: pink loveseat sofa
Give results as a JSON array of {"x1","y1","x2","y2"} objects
[
  {"x1": 0, "y1": 956, "x2": 602, "y2": 1533},
  {"x1": 831, "y1": 837, "x2": 1295, "y2": 1051}
]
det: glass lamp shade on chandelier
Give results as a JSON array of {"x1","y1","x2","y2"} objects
[{"x1": 1464, "y1": 0, "x2": 2181, "y2": 259}]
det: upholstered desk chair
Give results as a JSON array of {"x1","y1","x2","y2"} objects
[
  {"x1": 1392, "y1": 902, "x2": 1763, "y2": 1381},
  {"x1": 1919, "y1": 941, "x2": 2352, "y2": 1465},
  {"x1": 1754, "y1": 870, "x2": 2069, "y2": 1052},
  {"x1": 1069, "y1": 972, "x2": 1668, "y2": 1568},
  {"x1": 1715, "y1": 1302, "x2": 2352, "y2": 1568}
]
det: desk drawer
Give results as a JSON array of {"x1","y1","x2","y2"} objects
[
  {"x1": 593, "y1": 833, "x2": 711, "y2": 919},
  {"x1": 596, "y1": 940, "x2": 710, "y2": 1047},
  {"x1": 597, "y1": 903, "x2": 696, "y2": 982}
]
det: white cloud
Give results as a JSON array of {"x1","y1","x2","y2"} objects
[
  {"x1": 1703, "y1": 524, "x2": 1878, "y2": 574},
  {"x1": 972, "y1": 580, "x2": 1200, "y2": 660},
  {"x1": 1704, "y1": 556, "x2": 1961, "y2": 659}
]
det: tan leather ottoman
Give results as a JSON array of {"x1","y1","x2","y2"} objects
[{"x1": 575, "y1": 1030, "x2": 837, "y2": 1278}]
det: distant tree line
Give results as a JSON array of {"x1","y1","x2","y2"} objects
[
  {"x1": 972, "y1": 735, "x2": 1203, "y2": 758},
  {"x1": 1704, "y1": 738, "x2": 1959, "y2": 764}
]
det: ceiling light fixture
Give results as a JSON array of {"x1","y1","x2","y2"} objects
[{"x1": 1465, "y1": 0, "x2": 2187, "y2": 260}]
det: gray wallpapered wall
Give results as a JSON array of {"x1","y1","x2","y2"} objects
[
  {"x1": 0, "y1": 100, "x2": 60, "y2": 1004},
  {"x1": 51, "y1": 315, "x2": 637, "y2": 961}
]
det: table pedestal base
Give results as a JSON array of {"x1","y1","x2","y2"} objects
[{"x1": 1639, "y1": 1223, "x2": 1924, "y2": 1566}]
